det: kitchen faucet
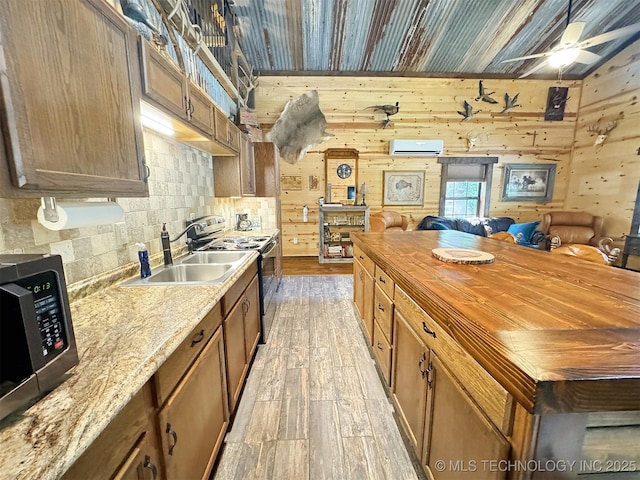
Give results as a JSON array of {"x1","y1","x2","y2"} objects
[{"x1": 161, "y1": 216, "x2": 218, "y2": 266}]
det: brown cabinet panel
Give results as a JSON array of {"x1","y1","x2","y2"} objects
[
  {"x1": 158, "y1": 328, "x2": 228, "y2": 480},
  {"x1": 228, "y1": 123, "x2": 241, "y2": 152},
  {"x1": 424, "y1": 354, "x2": 510, "y2": 480},
  {"x1": 0, "y1": 0, "x2": 147, "y2": 196},
  {"x1": 112, "y1": 432, "x2": 162, "y2": 480},
  {"x1": 224, "y1": 295, "x2": 248, "y2": 413},
  {"x1": 61, "y1": 384, "x2": 156, "y2": 480},
  {"x1": 240, "y1": 134, "x2": 256, "y2": 196},
  {"x1": 391, "y1": 310, "x2": 430, "y2": 456},
  {"x1": 374, "y1": 284, "x2": 393, "y2": 343},
  {"x1": 254, "y1": 142, "x2": 281, "y2": 197},
  {"x1": 214, "y1": 108, "x2": 230, "y2": 146},
  {"x1": 354, "y1": 259, "x2": 374, "y2": 345},
  {"x1": 154, "y1": 303, "x2": 222, "y2": 406},
  {"x1": 140, "y1": 41, "x2": 188, "y2": 122},
  {"x1": 243, "y1": 275, "x2": 261, "y2": 362},
  {"x1": 373, "y1": 319, "x2": 393, "y2": 385},
  {"x1": 375, "y1": 266, "x2": 395, "y2": 299},
  {"x1": 186, "y1": 84, "x2": 214, "y2": 137}
]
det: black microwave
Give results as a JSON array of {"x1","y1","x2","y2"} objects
[{"x1": 0, "y1": 254, "x2": 78, "y2": 422}]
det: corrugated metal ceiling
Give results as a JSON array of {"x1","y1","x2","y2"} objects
[{"x1": 228, "y1": 0, "x2": 640, "y2": 79}]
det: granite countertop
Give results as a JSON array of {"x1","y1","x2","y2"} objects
[{"x1": 0, "y1": 252, "x2": 259, "y2": 480}]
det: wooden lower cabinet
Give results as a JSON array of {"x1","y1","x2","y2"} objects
[
  {"x1": 224, "y1": 273, "x2": 260, "y2": 413},
  {"x1": 391, "y1": 310, "x2": 430, "y2": 456},
  {"x1": 353, "y1": 258, "x2": 374, "y2": 344},
  {"x1": 113, "y1": 432, "x2": 161, "y2": 480},
  {"x1": 424, "y1": 354, "x2": 510, "y2": 480},
  {"x1": 373, "y1": 319, "x2": 393, "y2": 385},
  {"x1": 62, "y1": 384, "x2": 160, "y2": 480},
  {"x1": 389, "y1": 291, "x2": 511, "y2": 480},
  {"x1": 158, "y1": 327, "x2": 228, "y2": 480}
]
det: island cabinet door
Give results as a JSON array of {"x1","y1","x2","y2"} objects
[
  {"x1": 242, "y1": 275, "x2": 261, "y2": 362},
  {"x1": 158, "y1": 328, "x2": 229, "y2": 480},
  {"x1": 353, "y1": 259, "x2": 374, "y2": 344},
  {"x1": 112, "y1": 432, "x2": 162, "y2": 480},
  {"x1": 391, "y1": 310, "x2": 430, "y2": 457},
  {"x1": 423, "y1": 353, "x2": 510, "y2": 480}
]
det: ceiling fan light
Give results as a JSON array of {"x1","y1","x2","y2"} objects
[{"x1": 548, "y1": 47, "x2": 581, "y2": 68}]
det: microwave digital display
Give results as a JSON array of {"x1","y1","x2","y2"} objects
[{"x1": 16, "y1": 271, "x2": 67, "y2": 359}]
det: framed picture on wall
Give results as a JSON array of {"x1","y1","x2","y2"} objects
[
  {"x1": 383, "y1": 171, "x2": 425, "y2": 206},
  {"x1": 501, "y1": 163, "x2": 556, "y2": 202}
]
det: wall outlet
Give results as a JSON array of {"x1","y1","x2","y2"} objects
[
  {"x1": 115, "y1": 222, "x2": 128, "y2": 245},
  {"x1": 293, "y1": 237, "x2": 299, "y2": 244}
]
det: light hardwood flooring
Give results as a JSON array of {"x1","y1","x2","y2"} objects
[{"x1": 212, "y1": 275, "x2": 420, "y2": 480}]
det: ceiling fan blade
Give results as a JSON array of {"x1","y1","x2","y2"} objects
[
  {"x1": 560, "y1": 22, "x2": 585, "y2": 45},
  {"x1": 518, "y1": 61, "x2": 549, "y2": 78},
  {"x1": 579, "y1": 22, "x2": 640, "y2": 48},
  {"x1": 501, "y1": 52, "x2": 551, "y2": 63},
  {"x1": 575, "y1": 49, "x2": 601, "y2": 64}
]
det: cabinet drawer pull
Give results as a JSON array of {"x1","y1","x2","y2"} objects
[
  {"x1": 166, "y1": 423, "x2": 178, "y2": 456},
  {"x1": 377, "y1": 342, "x2": 383, "y2": 350},
  {"x1": 143, "y1": 455, "x2": 158, "y2": 479},
  {"x1": 242, "y1": 298, "x2": 250, "y2": 315},
  {"x1": 422, "y1": 321, "x2": 437, "y2": 338},
  {"x1": 358, "y1": 255, "x2": 364, "y2": 259},
  {"x1": 190, "y1": 329, "x2": 205, "y2": 347},
  {"x1": 378, "y1": 277, "x2": 386, "y2": 283},
  {"x1": 377, "y1": 303, "x2": 384, "y2": 312}
]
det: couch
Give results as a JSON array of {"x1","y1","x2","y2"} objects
[
  {"x1": 370, "y1": 211, "x2": 409, "y2": 232},
  {"x1": 417, "y1": 215, "x2": 545, "y2": 248}
]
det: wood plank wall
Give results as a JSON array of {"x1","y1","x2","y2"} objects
[
  {"x1": 256, "y1": 76, "x2": 583, "y2": 256},
  {"x1": 568, "y1": 40, "x2": 640, "y2": 238}
]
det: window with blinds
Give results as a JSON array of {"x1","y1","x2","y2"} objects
[{"x1": 438, "y1": 158, "x2": 498, "y2": 218}]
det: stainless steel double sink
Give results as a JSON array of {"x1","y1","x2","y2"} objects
[{"x1": 121, "y1": 251, "x2": 254, "y2": 286}]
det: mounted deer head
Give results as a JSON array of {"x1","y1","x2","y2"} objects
[{"x1": 587, "y1": 120, "x2": 618, "y2": 146}]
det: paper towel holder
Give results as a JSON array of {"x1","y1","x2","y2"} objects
[{"x1": 41, "y1": 197, "x2": 60, "y2": 222}]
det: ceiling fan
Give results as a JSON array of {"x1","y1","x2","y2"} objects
[{"x1": 502, "y1": 0, "x2": 640, "y2": 78}]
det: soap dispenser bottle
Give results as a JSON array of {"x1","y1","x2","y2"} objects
[{"x1": 136, "y1": 242, "x2": 152, "y2": 278}]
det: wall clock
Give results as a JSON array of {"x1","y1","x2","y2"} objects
[{"x1": 337, "y1": 163, "x2": 352, "y2": 179}]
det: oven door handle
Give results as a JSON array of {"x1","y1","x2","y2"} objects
[{"x1": 262, "y1": 241, "x2": 278, "y2": 258}]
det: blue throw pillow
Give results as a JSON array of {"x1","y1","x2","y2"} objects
[{"x1": 507, "y1": 221, "x2": 540, "y2": 244}]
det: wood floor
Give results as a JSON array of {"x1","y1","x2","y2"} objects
[
  {"x1": 212, "y1": 275, "x2": 420, "y2": 480},
  {"x1": 282, "y1": 256, "x2": 354, "y2": 275}
]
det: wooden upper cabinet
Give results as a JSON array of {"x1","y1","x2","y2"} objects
[
  {"x1": 254, "y1": 142, "x2": 281, "y2": 197},
  {"x1": 213, "y1": 107, "x2": 240, "y2": 154},
  {"x1": 0, "y1": 0, "x2": 148, "y2": 197},
  {"x1": 240, "y1": 134, "x2": 256, "y2": 196},
  {"x1": 187, "y1": 84, "x2": 215, "y2": 137},
  {"x1": 140, "y1": 41, "x2": 189, "y2": 123}
]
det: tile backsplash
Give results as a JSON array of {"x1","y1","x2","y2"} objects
[{"x1": 0, "y1": 130, "x2": 215, "y2": 286}]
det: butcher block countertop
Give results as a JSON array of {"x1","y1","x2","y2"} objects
[
  {"x1": 0, "y1": 253, "x2": 258, "y2": 480},
  {"x1": 352, "y1": 230, "x2": 640, "y2": 415}
]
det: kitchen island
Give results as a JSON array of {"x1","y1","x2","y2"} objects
[{"x1": 352, "y1": 230, "x2": 640, "y2": 480}]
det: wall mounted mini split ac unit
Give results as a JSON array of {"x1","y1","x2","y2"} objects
[{"x1": 389, "y1": 139, "x2": 444, "y2": 156}]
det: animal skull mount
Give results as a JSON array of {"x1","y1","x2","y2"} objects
[
  {"x1": 587, "y1": 119, "x2": 619, "y2": 146},
  {"x1": 266, "y1": 90, "x2": 332, "y2": 164},
  {"x1": 466, "y1": 130, "x2": 488, "y2": 151}
]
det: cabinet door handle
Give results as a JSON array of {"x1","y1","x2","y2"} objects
[
  {"x1": 377, "y1": 342, "x2": 383, "y2": 350},
  {"x1": 143, "y1": 455, "x2": 158, "y2": 480},
  {"x1": 377, "y1": 303, "x2": 384, "y2": 312},
  {"x1": 190, "y1": 329, "x2": 205, "y2": 347},
  {"x1": 166, "y1": 423, "x2": 178, "y2": 456},
  {"x1": 359, "y1": 270, "x2": 364, "y2": 280},
  {"x1": 422, "y1": 321, "x2": 437, "y2": 338},
  {"x1": 142, "y1": 160, "x2": 151, "y2": 182},
  {"x1": 242, "y1": 298, "x2": 250, "y2": 315},
  {"x1": 358, "y1": 255, "x2": 364, "y2": 260},
  {"x1": 418, "y1": 352, "x2": 427, "y2": 378},
  {"x1": 378, "y1": 277, "x2": 386, "y2": 283},
  {"x1": 189, "y1": 99, "x2": 195, "y2": 115},
  {"x1": 427, "y1": 362, "x2": 434, "y2": 389}
]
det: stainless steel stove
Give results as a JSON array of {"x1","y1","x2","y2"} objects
[{"x1": 198, "y1": 233, "x2": 279, "y2": 344}]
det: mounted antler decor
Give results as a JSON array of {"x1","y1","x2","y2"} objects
[{"x1": 587, "y1": 118, "x2": 620, "y2": 146}]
